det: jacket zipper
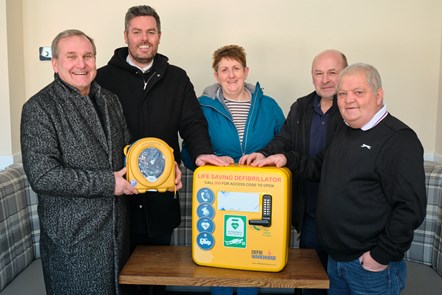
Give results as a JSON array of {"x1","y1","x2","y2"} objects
[{"x1": 143, "y1": 71, "x2": 157, "y2": 90}]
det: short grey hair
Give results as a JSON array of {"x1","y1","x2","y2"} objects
[
  {"x1": 125, "y1": 5, "x2": 161, "y2": 33},
  {"x1": 51, "y1": 29, "x2": 96, "y2": 59},
  {"x1": 339, "y1": 63, "x2": 382, "y2": 92}
]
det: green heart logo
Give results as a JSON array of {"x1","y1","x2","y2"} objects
[{"x1": 231, "y1": 222, "x2": 239, "y2": 229}]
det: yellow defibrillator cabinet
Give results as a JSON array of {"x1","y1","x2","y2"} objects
[{"x1": 192, "y1": 165, "x2": 292, "y2": 272}]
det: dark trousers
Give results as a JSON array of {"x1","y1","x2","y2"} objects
[
  {"x1": 125, "y1": 199, "x2": 174, "y2": 295},
  {"x1": 299, "y1": 215, "x2": 328, "y2": 295}
]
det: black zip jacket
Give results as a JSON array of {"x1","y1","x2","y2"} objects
[
  {"x1": 260, "y1": 91, "x2": 343, "y2": 231},
  {"x1": 95, "y1": 47, "x2": 213, "y2": 163},
  {"x1": 95, "y1": 48, "x2": 214, "y2": 238}
]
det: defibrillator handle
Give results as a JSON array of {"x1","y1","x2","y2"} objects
[
  {"x1": 249, "y1": 219, "x2": 271, "y2": 227},
  {"x1": 249, "y1": 194, "x2": 272, "y2": 227}
]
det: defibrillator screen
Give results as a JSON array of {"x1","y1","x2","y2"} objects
[
  {"x1": 138, "y1": 147, "x2": 165, "y2": 181},
  {"x1": 217, "y1": 192, "x2": 260, "y2": 212}
]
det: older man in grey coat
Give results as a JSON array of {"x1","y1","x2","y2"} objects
[{"x1": 20, "y1": 29, "x2": 138, "y2": 294}]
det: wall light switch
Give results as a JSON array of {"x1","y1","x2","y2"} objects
[{"x1": 39, "y1": 46, "x2": 52, "y2": 61}]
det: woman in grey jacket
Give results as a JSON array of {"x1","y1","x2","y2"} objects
[{"x1": 20, "y1": 29, "x2": 137, "y2": 295}]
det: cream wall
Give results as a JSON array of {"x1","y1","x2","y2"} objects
[
  {"x1": 0, "y1": 0, "x2": 12, "y2": 168},
  {"x1": 1, "y1": 0, "x2": 442, "y2": 168},
  {"x1": 437, "y1": 25, "x2": 442, "y2": 159},
  {"x1": 1, "y1": 0, "x2": 25, "y2": 168}
]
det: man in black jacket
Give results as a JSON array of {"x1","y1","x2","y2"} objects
[
  {"x1": 95, "y1": 6, "x2": 229, "y2": 293},
  {"x1": 241, "y1": 49, "x2": 347, "y2": 295}
]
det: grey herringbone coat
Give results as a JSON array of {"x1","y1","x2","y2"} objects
[{"x1": 21, "y1": 75, "x2": 131, "y2": 295}]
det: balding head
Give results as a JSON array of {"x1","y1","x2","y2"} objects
[{"x1": 311, "y1": 49, "x2": 348, "y2": 100}]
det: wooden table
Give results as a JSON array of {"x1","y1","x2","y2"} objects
[{"x1": 119, "y1": 246, "x2": 329, "y2": 289}]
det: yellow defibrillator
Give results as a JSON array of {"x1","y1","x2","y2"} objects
[
  {"x1": 124, "y1": 137, "x2": 175, "y2": 193},
  {"x1": 192, "y1": 164, "x2": 292, "y2": 272}
]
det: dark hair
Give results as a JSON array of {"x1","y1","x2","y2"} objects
[
  {"x1": 212, "y1": 45, "x2": 247, "y2": 71},
  {"x1": 51, "y1": 29, "x2": 96, "y2": 59},
  {"x1": 125, "y1": 5, "x2": 161, "y2": 33}
]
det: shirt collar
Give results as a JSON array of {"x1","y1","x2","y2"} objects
[
  {"x1": 312, "y1": 94, "x2": 323, "y2": 114},
  {"x1": 360, "y1": 104, "x2": 388, "y2": 131},
  {"x1": 313, "y1": 93, "x2": 336, "y2": 115},
  {"x1": 126, "y1": 55, "x2": 153, "y2": 73},
  {"x1": 313, "y1": 94, "x2": 321, "y2": 106}
]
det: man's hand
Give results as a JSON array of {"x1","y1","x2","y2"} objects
[
  {"x1": 114, "y1": 167, "x2": 138, "y2": 196},
  {"x1": 195, "y1": 154, "x2": 234, "y2": 167},
  {"x1": 239, "y1": 152, "x2": 265, "y2": 165},
  {"x1": 359, "y1": 251, "x2": 388, "y2": 272},
  {"x1": 239, "y1": 153, "x2": 287, "y2": 167},
  {"x1": 168, "y1": 161, "x2": 183, "y2": 191},
  {"x1": 254, "y1": 154, "x2": 287, "y2": 167}
]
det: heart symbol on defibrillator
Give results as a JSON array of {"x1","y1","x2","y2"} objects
[
  {"x1": 231, "y1": 222, "x2": 239, "y2": 229},
  {"x1": 201, "y1": 222, "x2": 210, "y2": 230}
]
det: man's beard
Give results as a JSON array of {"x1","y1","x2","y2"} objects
[{"x1": 134, "y1": 55, "x2": 153, "y2": 65}]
